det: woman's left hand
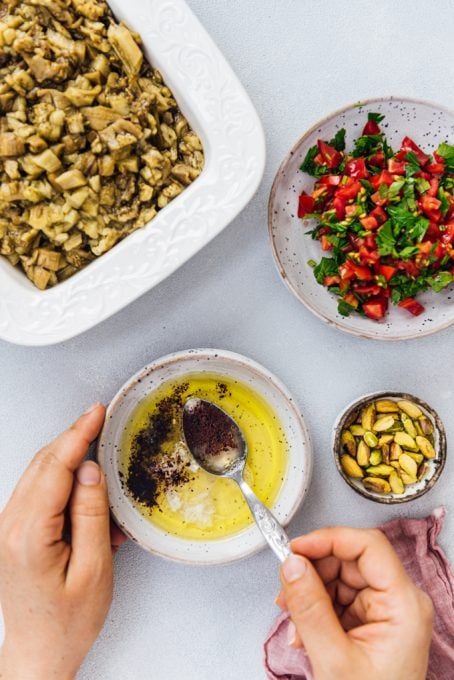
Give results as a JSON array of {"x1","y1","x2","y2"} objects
[{"x1": 0, "y1": 404, "x2": 126, "y2": 680}]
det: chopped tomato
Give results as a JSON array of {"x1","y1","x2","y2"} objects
[
  {"x1": 335, "y1": 179, "x2": 362, "y2": 200},
  {"x1": 318, "y1": 174, "x2": 341, "y2": 187},
  {"x1": 324, "y1": 275, "x2": 340, "y2": 287},
  {"x1": 297, "y1": 192, "x2": 315, "y2": 218},
  {"x1": 343, "y1": 293, "x2": 359, "y2": 308},
  {"x1": 441, "y1": 223, "x2": 454, "y2": 245},
  {"x1": 332, "y1": 196, "x2": 346, "y2": 220},
  {"x1": 362, "y1": 119, "x2": 381, "y2": 135},
  {"x1": 370, "y1": 170, "x2": 394, "y2": 189},
  {"x1": 321, "y1": 235, "x2": 332, "y2": 251},
  {"x1": 426, "y1": 162, "x2": 445, "y2": 174},
  {"x1": 368, "y1": 151, "x2": 385, "y2": 168},
  {"x1": 317, "y1": 140, "x2": 342, "y2": 169},
  {"x1": 375, "y1": 264, "x2": 397, "y2": 281},
  {"x1": 369, "y1": 206, "x2": 388, "y2": 225},
  {"x1": 398, "y1": 297, "x2": 425, "y2": 316},
  {"x1": 349, "y1": 262, "x2": 373, "y2": 280},
  {"x1": 400, "y1": 136, "x2": 429, "y2": 166},
  {"x1": 396, "y1": 260, "x2": 420, "y2": 277},
  {"x1": 346, "y1": 158, "x2": 369, "y2": 179},
  {"x1": 353, "y1": 283, "x2": 382, "y2": 295},
  {"x1": 420, "y1": 194, "x2": 442, "y2": 222},
  {"x1": 387, "y1": 158, "x2": 406, "y2": 175},
  {"x1": 345, "y1": 204, "x2": 359, "y2": 217},
  {"x1": 371, "y1": 191, "x2": 388, "y2": 206},
  {"x1": 360, "y1": 215, "x2": 378, "y2": 231},
  {"x1": 364, "y1": 234, "x2": 377, "y2": 250},
  {"x1": 363, "y1": 296, "x2": 388, "y2": 320},
  {"x1": 427, "y1": 178, "x2": 439, "y2": 197},
  {"x1": 358, "y1": 247, "x2": 380, "y2": 265}
]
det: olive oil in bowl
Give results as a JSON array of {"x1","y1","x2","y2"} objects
[{"x1": 121, "y1": 373, "x2": 288, "y2": 540}]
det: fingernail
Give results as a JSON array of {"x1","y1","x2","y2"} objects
[
  {"x1": 77, "y1": 461, "x2": 101, "y2": 486},
  {"x1": 83, "y1": 402, "x2": 102, "y2": 415},
  {"x1": 287, "y1": 621, "x2": 297, "y2": 647},
  {"x1": 282, "y1": 554, "x2": 307, "y2": 583}
]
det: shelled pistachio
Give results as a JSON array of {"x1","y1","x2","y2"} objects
[{"x1": 339, "y1": 397, "x2": 437, "y2": 495}]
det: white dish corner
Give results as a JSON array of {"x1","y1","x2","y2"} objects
[{"x1": 0, "y1": 0, "x2": 265, "y2": 346}]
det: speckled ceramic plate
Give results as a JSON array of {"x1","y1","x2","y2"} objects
[
  {"x1": 332, "y1": 392, "x2": 446, "y2": 504},
  {"x1": 97, "y1": 349, "x2": 312, "y2": 565},
  {"x1": 269, "y1": 97, "x2": 454, "y2": 340}
]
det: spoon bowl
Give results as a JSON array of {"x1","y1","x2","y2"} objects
[
  {"x1": 182, "y1": 398, "x2": 247, "y2": 476},
  {"x1": 182, "y1": 397, "x2": 292, "y2": 562}
]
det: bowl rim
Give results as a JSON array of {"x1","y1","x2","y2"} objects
[
  {"x1": 332, "y1": 390, "x2": 447, "y2": 504},
  {"x1": 268, "y1": 95, "x2": 454, "y2": 341},
  {"x1": 97, "y1": 348, "x2": 313, "y2": 564}
]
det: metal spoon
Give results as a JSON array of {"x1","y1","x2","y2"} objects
[{"x1": 182, "y1": 398, "x2": 291, "y2": 562}]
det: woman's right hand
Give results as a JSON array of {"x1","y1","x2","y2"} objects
[{"x1": 277, "y1": 527, "x2": 433, "y2": 680}]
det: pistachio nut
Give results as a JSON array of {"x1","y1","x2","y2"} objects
[
  {"x1": 394, "y1": 431, "x2": 418, "y2": 452},
  {"x1": 357, "y1": 440, "x2": 370, "y2": 467},
  {"x1": 373, "y1": 415, "x2": 395, "y2": 432},
  {"x1": 399, "y1": 453, "x2": 418, "y2": 478},
  {"x1": 363, "y1": 431, "x2": 378, "y2": 448},
  {"x1": 342, "y1": 430, "x2": 357, "y2": 457},
  {"x1": 363, "y1": 477, "x2": 391, "y2": 494},
  {"x1": 375, "y1": 400, "x2": 401, "y2": 413},
  {"x1": 340, "y1": 454, "x2": 364, "y2": 478},
  {"x1": 397, "y1": 400, "x2": 422, "y2": 419},
  {"x1": 389, "y1": 469, "x2": 405, "y2": 494},
  {"x1": 415, "y1": 435, "x2": 436, "y2": 459}
]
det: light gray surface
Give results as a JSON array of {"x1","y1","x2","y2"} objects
[{"x1": 1, "y1": 1, "x2": 454, "y2": 679}]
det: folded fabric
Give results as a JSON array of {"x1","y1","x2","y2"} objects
[{"x1": 264, "y1": 508, "x2": 454, "y2": 680}]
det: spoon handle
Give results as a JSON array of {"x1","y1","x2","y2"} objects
[{"x1": 237, "y1": 477, "x2": 292, "y2": 562}]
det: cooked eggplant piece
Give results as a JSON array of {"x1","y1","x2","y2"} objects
[{"x1": 0, "y1": 0, "x2": 204, "y2": 289}]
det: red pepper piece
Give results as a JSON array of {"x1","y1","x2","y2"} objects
[
  {"x1": 317, "y1": 140, "x2": 342, "y2": 169},
  {"x1": 360, "y1": 215, "x2": 379, "y2": 231},
  {"x1": 400, "y1": 136, "x2": 429, "y2": 166},
  {"x1": 398, "y1": 297, "x2": 425, "y2": 316},
  {"x1": 362, "y1": 120, "x2": 381, "y2": 135},
  {"x1": 346, "y1": 158, "x2": 369, "y2": 179},
  {"x1": 427, "y1": 178, "x2": 439, "y2": 197},
  {"x1": 298, "y1": 192, "x2": 315, "y2": 218},
  {"x1": 362, "y1": 296, "x2": 388, "y2": 320},
  {"x1": 324, "y1": 275, "x2": 340, "y2": 287},
  {"x1": 370, "y1": 206, "x2": 388, "y2": 225},
  {"x1": 387, "y1": 158, "x2": 406, "y2": 175},
  {"x1": 375, "y1": 264, "x2": 397, "y2": 281},
  {"x1": 335, "y1": 180, "x2": 362, "y2": 200},
  {"x1": 332, "y1": 196, "x2": 346, "y2": 220}
]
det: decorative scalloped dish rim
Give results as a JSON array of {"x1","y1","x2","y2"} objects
[{"x1": 0, "y1": 0, "x2": 265, "y2": 346}]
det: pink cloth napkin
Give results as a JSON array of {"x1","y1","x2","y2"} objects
[{"x1": 264, "y1": 508, "x2": 454, "y2": 680}]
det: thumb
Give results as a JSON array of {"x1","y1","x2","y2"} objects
[
  {"x1": 281, "y1": 554, "x2": 349, "y2": 668},
  {"x1": 67, "y1": 461, "x2": 112, "y2": 585}
]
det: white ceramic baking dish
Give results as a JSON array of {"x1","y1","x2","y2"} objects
[{"x1": 0, "y1": 0, "x2": 265, "y2": 345}]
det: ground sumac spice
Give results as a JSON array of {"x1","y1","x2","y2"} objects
[
  {"x1": 126, "y1": 383, "x2": 190, "y2": 508},
  {"x1": 183, "y1": 400, "x2": 237, "y2": 464}
]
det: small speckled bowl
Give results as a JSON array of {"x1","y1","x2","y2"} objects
[
  {"x1": 269, "y1": 97, "x2": 454, "y2": 340},
  {"x1": 97, "y1": 349, "x2": 312, "y2": 564},
  {"x1": 333, "y1": 392, "x2": 446, "y2": 504}
]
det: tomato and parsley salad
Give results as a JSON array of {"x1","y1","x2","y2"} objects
[{"x1": 298, "y1": 112, "x2": 454, "y2": 320}]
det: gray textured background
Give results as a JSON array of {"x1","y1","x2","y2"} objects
[{"x1": 1, "y1": 1, "x2": 454, "y2": 678}]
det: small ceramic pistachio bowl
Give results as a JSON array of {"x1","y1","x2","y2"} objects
[{"x1": 333, "y1": 392, "x2": 446, "y2": 504}]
